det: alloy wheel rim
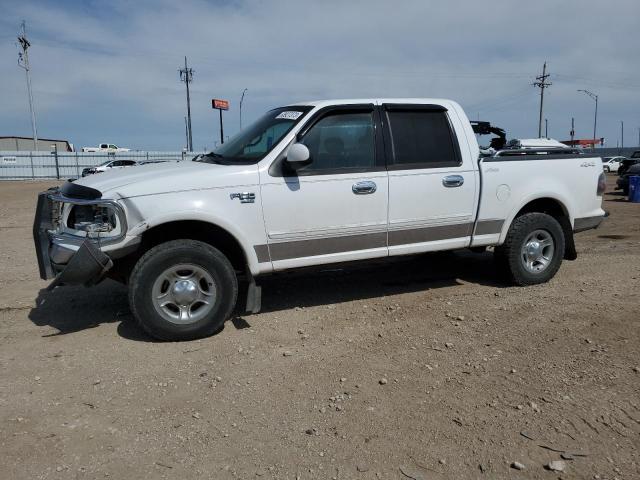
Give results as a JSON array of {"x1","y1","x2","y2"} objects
[
  {"x1": 521, "y1": 229, "x2": 555, "y2": 274},
  {"x1": 151, "y1": 264, "x2": 217, "y2": 325}
]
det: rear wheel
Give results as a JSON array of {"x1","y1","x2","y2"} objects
[
  {"x1": 129, "y1": 240, "x2": 238, "y2": 341},
  {"x1": 494, "y1": 212, "x2": 565, "y2": 286}
]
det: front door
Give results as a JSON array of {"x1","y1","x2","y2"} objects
[
  {"x1": 382, "y1": 103, "x2": 478, "y2": 255},
  {"x1": 260, "y1": 105, "x2": 388, "y2": 270}
]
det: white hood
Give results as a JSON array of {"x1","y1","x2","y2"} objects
[{"x1": 74, "y1": 160, "x2": 259, "y2": 199}]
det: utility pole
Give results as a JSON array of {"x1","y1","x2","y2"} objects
[
  {"x1": 578, "y1": 89, "x2": 598, "y2": 151},
  {"x1": 621, "y1": 121, "x2": 624, "y2": 151},
  {"x1": 184, "y1": 116, "x2": 188, "y2": 150},
  {"x1": 545, "y1": 118, "x2": 548, "y2": 138},
  {"x1": 533, "y1": 62, "x2": 551, "y2": 138},
  {"x1": 179, "y1": 57, "x2": 194, "y2": 151},
  {"x1": 239, "y1": 88, "x2": 248, "y2": 130},
  {"x1": 17, "y1": 21, "x2": 38, "y2": 151},
  {"x1": 570, "y1": 117, "x2": 575, "y2": 145}
]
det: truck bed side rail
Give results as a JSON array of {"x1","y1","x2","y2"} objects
[{"x1": 486, "y1": 148, "x2": 598, "y2": 162}]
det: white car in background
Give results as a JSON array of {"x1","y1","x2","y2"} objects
[
  {"x1": 81, "y1": 159, "x2": 137, "y2": 177},
  {"x1": 602, "y1": 156, "x2": 624, "y2": 173}
]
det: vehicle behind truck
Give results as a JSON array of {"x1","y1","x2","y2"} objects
[
  {"x1": 81, "y1": 143, "x2": 131, "y2": 153},
  {"x1": 34, "y1": 98, "x2": 606, "y2": 341}
]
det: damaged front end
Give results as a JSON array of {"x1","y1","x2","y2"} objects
[{"x1": 33, "y1": 182, "x2": 129, "y2": 289}]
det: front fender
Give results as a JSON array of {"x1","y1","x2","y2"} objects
[{"x1": 121, "y1": 191, "x2": 270, "y2": 276}]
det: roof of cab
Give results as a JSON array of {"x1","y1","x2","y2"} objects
[{"x1": 289, "y1": 98, "x2": 456, "y2": 108}]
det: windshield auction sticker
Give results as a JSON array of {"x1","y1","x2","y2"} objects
[{"x1": 275, "y1": 111, "x2": 303, "y2": 120}]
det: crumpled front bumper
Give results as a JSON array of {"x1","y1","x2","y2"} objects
[{"x1": 33, "y1": 191, "x2": 115, "y2": 288}]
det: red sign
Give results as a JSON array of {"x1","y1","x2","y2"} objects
[{"x1": 212, "y1": 99, "x2": 229, "y2": 110}]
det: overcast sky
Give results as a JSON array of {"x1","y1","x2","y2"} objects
[{"x1": 1, "y1": 0, "x2": 639, "y2": 151}]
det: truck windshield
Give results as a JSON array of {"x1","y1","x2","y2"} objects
[{"x1": 196, "y1": 106, "x2": 312, "y2": 164}]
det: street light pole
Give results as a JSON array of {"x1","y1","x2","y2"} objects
[
  {"x1": 51, "y1": 143, "x2": 60, "y2": 180},
  {"x1": 239, "y1": 88, "x2": 248, "y2": 130},
  {"x1": 578, "y1": 89, "x2": 598, "y2": 151}
]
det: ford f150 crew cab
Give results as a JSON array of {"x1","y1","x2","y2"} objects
[{"x1": 34, "y1": 98, "x2": 607, "y2": 341}]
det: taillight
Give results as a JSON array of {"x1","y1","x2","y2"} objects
[{"x1": 597, "y1": 172, "x2": 606, "y2": 196}]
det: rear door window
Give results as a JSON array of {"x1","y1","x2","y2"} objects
[{"x1": 384, "y1": 106, "x2": 461, "y2": 169}]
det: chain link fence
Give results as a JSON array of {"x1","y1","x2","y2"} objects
[
  {"x1": 0, "y1": 151, "x2": 203, "y2": 180},
  {"x1": 3, "y1": 147, "x2": 637, "y2": 181}
]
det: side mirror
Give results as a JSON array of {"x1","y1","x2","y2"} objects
[{"x1": 286, "y1": 143, "x2": 312, "y2": 170}]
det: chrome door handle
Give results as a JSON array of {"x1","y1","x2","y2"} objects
[
  {"x1": 352, "y1": 181, "x2": 377, "y2": 195},
  {"x1": 442, "y1": 175, "x2": 464, "y2": 188}
]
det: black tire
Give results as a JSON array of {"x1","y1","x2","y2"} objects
[
  {"x1": 128, "y1": 239, "x2": 238, "y2": 341},
  {"x1": 494, "y1": 212, "x2": 565, "y2": 286}
]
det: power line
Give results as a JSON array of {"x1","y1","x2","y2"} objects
[
  {"x1": 533, "y1": 62, "x2": 551, "y2": 138},
  {"x1": 17, "y1": 20, "x2": 38, "y2": 151},
  {"x1": 464, "y1": 85, "x2": 533, "y2": 113},
  {"x1": 179, "y1": 56, "x2": 194, "y2": 151}
]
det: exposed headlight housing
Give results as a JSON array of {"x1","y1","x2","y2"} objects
[
  {"x1": 47, "y1": 192, "x2": 127, "y2": 243},
  {"x1": 67, "y1": 204, "x2": 117, "y2": 234}
]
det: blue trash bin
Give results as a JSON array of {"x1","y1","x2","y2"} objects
[{"x1": 629, "y1": 176, "x2": 640, "y2": 203}]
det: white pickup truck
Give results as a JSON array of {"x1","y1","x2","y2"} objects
[
  {"x1": 34, "y1": 98, "x2": 606, "y2": 340},
  {"x1": 81, "y1": 143, "x2": 131, "y2": 153}
]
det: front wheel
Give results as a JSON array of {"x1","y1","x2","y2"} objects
[
  {"x1": 129, "y1": 240, "x2": 238, "y2": 341},
  {"x1": 494, "y1": 212, "x2": 565, "y2": 286}
]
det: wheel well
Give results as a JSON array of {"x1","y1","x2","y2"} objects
[
  {"x1": 140, "y1": 220, "x2": 247, "y2": 271},
  {"x1": 514, "y1": 198, "x2": 576, "y2": 260},
  {"x1": 516, "y1": 197, "x2": 568, "y2": 221}
]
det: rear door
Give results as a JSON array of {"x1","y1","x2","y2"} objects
[
  {"x1": 260, "y1": 104, "x2": 389, "y2": 270},
  {"x1": 381, "y1": 102, "x2": 479, "y2": 255}
]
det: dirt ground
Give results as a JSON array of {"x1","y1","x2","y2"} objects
[{"x1": 0, "y1": 176, "x2": 638, "y2": 480}]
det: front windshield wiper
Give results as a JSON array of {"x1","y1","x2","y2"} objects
[
  {"x1": 194, "y1": 152, "x2": 225, "y2": 163},
  {"x1": 195, "y1": 152, "x2": 260, "y2": 165}
]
